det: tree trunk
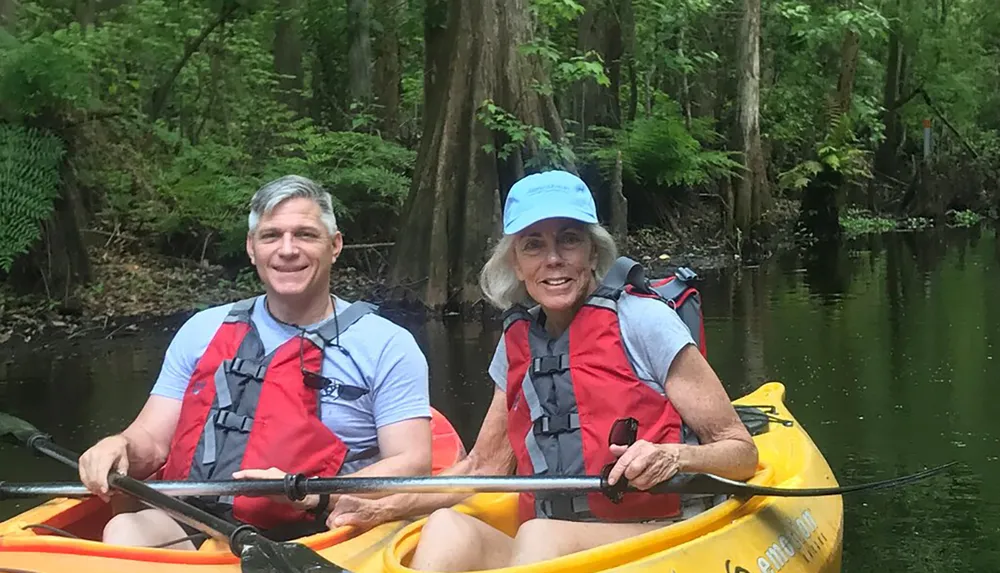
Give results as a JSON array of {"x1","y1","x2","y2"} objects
[
  {"x1": 372, "y1": 0, "x2": 401, "y2": 138},
  {"x1": 798, "y1": 27, "x2": 862, "y2": 242},
  {"x1": 388, "y1": 0, "x2": 569, "y2": 309},
  {"x1": 622, "y1": 0, "x2": 637, "y2": 123},
  {"x1": 875, "y1": 1, "x2": 902, "y2": 184},
  {"x1": 573, "y1": 0, "x2": 624, "y2": 135},
  {"x1": 732, "y1": 0, "x2": 767, "y2": 250},
  {"x1": 347, "y1": 0, "x2": 372, "y2": 106},
  {"x1": 74, "y1": 0, "x2": 93, "y2": 28},
  {"x1": 274, "y1": 0, "x2": 304, "y2": 115},
  {"x1": 609, "y1": 150, "x2": 628, "y2": 249},
  {"x1": 834, "y1": 29, "x2": 861, "y2": 115},
  {"x1": 0, "y1": 0, "x2": 16, "y2": 30}
]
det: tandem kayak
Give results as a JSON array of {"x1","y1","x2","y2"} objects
[
  {"x1": 0, "y1": 407, "x2": 467, "y2": 573},
  {"x1": 0, "y1": 383, "x2": 843, "y2": 573},
  {"x1": 381, "y1": 382, "x2": 843, "y2": 573}
]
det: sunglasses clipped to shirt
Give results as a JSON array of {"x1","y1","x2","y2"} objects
[{"x1": 298, "y1": 333, "x2": 370, "y2": 401}]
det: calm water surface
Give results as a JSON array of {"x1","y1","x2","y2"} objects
[{"x1": 2, "y1": 226, "x2": 998, "y2": 571}]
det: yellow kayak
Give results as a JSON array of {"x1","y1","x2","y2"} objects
[{"x1": 0, "y1": 383, "x2": 843, "y2": 573}]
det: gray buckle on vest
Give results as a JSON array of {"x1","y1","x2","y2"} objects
[
  {"x1": 229, "y1": 358, "x2": 266, "y2": 381},
  {"x1": 538, "y1": 495, "x2": 592, "y2": 520},
  {"x1": 533, "y1": 413, "x2": 580, "y2": 436},
  {"x1": 531, "y1": 354, "x2": 569, "y2": 376},
  {"x1": 214, "y1": 410, "x2": 254, "y2": 433}
]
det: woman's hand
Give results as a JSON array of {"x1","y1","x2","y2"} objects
[
  {"x1": 231, "y1": 467, "x2": 322, "y2": 511},
  {"x1": 606, "y1": 441, "x2": 683, "y2": 491},
  {"x1": 326, "y1": 495, "x2": 399, "y2": 531}
]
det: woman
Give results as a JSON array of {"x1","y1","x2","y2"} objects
[{"x1": 327, "y1": 170, "x2": 758, "y2": 571}]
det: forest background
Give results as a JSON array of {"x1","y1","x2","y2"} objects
[{"x1": 1, "y1": 0, "x2": 997, "y2": 337}]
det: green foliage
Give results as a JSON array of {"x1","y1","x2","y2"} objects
[
  {"x1": 0, "y1": 125, "x2": 66, "y2": 272},
  {"x1": 778, "y1": 115, "x2": 873, "y2": 192},
  {"x1": 0, "y1": 26, "x2": 96, "y2": 118},
  {"x1": 948, "y1": 209, "x2": 982, "y2": 228},
  {"x1": 839, "y1": 208, "x2": 896, "y2": 239},
  {"x1": 585, "y1": 98, "x2": 741, "y2": 189},
  {"x1": 476, "y1": 99, "x2": 576, "y2": 171}
]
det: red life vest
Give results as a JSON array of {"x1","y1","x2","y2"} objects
[
  {"x1": 159, "y1": 297, "x2": 376, "y2": 529},
  {"x1": 503, "y1": 257, "x2": 705, "y2": 524}
]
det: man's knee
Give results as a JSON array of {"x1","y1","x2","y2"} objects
[{"x1": 102, "y1": 511, "x2": 141, "y2": 543}]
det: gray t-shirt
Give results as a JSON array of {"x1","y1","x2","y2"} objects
[{"x1": 488, "y1": 294, "x2": 696, "y2": 393}]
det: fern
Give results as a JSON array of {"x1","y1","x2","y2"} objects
[{"x1": 0, "y1": 124, "x2": 66, "y2": 272}]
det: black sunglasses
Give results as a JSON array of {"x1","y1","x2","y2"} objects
[
  {"x1": 298, "y1": 333, "x2": 370, "y2": 401},
  {"x1": 608, "y1": 417, "x2": 638, "y2": 447}
]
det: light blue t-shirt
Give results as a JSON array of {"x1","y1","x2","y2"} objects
[
  {"x1": 152, "y1": 295, "x2": 430, "y2": 471},
  {"x1": 488, "y1": 294, "x2": 696, "y2": 393}
]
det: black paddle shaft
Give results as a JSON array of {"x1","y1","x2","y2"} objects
[{"x1": 27, "y1": 433, "x2": 238, "y2": 546}]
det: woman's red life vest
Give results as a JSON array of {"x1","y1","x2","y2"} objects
[
  {"x1": 158, "y1": 297, "x2": 375, "y2": 529},
  {"x1": 503, "y1": 257, "x2": 705, "y2": 525}
]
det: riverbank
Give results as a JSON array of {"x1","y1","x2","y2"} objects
[{"x1": 0, "y1": 196, "x2": 791, "y2": 345}]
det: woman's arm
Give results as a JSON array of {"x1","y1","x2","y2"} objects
[
  {"x1": 665, "y1": 345, "x2": 758, "y2": 480},
  {"x1": 607, "y1": 344, "x2": 758, "y2": 489}
]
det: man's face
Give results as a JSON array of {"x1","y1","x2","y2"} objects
[{"x1": 246, "y1": 197, "x2": 342, "y2": 299}]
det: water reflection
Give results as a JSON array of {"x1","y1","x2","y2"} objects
[{"x1": 1, "y1": 226, "x2": 998, "y2": 571}]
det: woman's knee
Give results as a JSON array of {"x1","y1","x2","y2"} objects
[{"x1": 421, "y1": 508, "x2": 474, "y2": 539}]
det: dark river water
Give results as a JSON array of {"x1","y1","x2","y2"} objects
[{"x1": 2, "y1": 226, "x2": 998, "y2": 571}]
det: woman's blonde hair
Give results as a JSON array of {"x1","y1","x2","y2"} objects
[{"x1": 479, "y1": 223, "x2": 618, "y2": 310}]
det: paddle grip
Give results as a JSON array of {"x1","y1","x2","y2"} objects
[{"x1": 284, "y1": 472, "x2": 308, "y2": 501}]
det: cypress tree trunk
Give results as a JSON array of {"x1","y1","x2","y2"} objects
[{"x1": 388, "y1": 0, "x2": 569, "y2": 309}]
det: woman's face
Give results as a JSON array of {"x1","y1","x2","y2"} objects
[{"x1": 512, "y1": 218, "x2": 597, "y2": 315}]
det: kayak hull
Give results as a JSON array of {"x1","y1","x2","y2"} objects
[
  {"x1": 380, "y1": 382, "x2": 844, "y2": 573},
  {"x1": 0, "y1": 407, "x2": 466, "y2": 572},
  {"x1": 0, "y1": 383, "x2": 844, "y2": 573}
]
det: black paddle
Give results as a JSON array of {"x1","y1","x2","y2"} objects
[
  {"x1": 0, "y1": 462, "x2": 959, "y2": 502},
  {"x1": 0, "y1": 412, "x2": 351, "y2": 573}
]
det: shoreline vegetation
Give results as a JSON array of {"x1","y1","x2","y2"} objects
[{"x1": 1, "y1": 199, "x2": 993, "y2": 346}]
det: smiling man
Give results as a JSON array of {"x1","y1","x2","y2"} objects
[{"x1": 77, "y1": 175, "x2": 432, "y2": 549}]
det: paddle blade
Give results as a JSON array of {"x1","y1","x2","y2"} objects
[
  {"x1": 0, "y1": 411, "x2": 46, "y2": 446},
  {"x1": 240, "y1": 537, "x2": 353, "y2": 573}
]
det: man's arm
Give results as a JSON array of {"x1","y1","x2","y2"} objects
[{"x1": 78, "y1": 395, "x2": 181, "y2": 499}]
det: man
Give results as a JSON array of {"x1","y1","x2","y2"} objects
[{"x1": 78, "y1": 175, "x2": 432, "y2": 549}]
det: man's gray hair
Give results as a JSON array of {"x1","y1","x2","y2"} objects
[
  {"x1": 248, "y1": 175, "x2": 338, "y2": 235},
  {"x1": 479, "y1": 223, "x2": 618, "y2": 310}
]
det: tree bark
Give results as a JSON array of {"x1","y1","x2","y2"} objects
[
  {"x1": 732, "y1": 0, "x2": 767, "y2": 249},
  {"x1": 372, "y1": 0, "x2": 401, "y2": 138},
  {"x1": 875, "y1": 1, "x2": 902, "y2": 183},
  {"x1": 0, "y1": 0, "x2": 16, "y2": 30},
  {"x1": 572, "y1": 0, "x2": 625, "y2": 135},
  {"x1": 347, "y1": 0, "x2": 373, "y2": 105},
  {"x1": 834, "y1": 29, "x2": 861, "y2": 115},
  {"x1": 388, "y1": 0, "x2": 569, "y2": 309},
  {"x1": 273, "y1": 0, "x2": 304, "y2": 115},
  {"x1": 609, "y1": 151, "x2": 628, "y2": 249}
]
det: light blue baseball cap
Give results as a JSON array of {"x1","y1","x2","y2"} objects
[{"x1": 502, "y1": 170, "x2": 598, "y2": 235}]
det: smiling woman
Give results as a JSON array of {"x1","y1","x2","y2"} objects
[{"x1": 323, "y1": 170, "x2": 759, "y2": 571}]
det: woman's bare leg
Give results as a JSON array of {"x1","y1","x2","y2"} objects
[
  {"x1": 510, "y1": 519, "x2": 667, "y2": 566},
  {"x1": 103, "y1": 509, "x2": 196, "y2": 550},
  {"x1": 409, "y1": 509, "x2": 515, "y2": 572}
]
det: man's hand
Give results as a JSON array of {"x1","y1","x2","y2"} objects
[
  {"x1": 79, "y1": 435, "x2": 130, "y2": 502},
  {"x1": 326, "y1": 495, "x2": 399, "y2": 531},
  {"x1": 232, "y1": 466, "x2": 323, "y2": 511}
]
